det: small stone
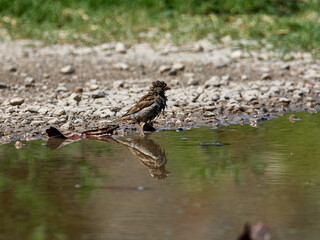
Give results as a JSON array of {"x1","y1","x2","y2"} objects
[
  {"x1": 8, "y1": 66, "x2": 17, "y2": 72},
  {"x1": 115, "y1": 43, "x2": 127, "y2": 53},
  {"x1": 261, "y1": 73, "x2": 271, "y2": 80},
  {"x1": 75, "y1": 87, "x2": 83, "y2": 93},
  {"x1": 15, "y1": 141, "x2": 24, "y2": 149},
  {"x1": 204, "y1": 112, "x2": 215, "y2": 117},
  {"x1": 24, "y1": 77, "x2": 35, "y2": 86},
  {"x1": 212, "y1": 56, "x2": 231, "y2": 68},
  {"x1": 25, "y1": 106, "x2": 40, "y2": 113},
  {"x1": 205, "y1": 76, "x2": 220, "y2": 87},
  {"x1": 183, "y1": 72, "x2": 195, "y2": 78},
  {"x1": 269, "y1": 86, "x2": 280, "y2": 94},
  {"x1": 43, "y1": 73, "x2": 50, "y2": 78},
  {"x1": 187, "y1": 78, "x2": 199, "y2": 86},
  {"x1": 211, "y1": 94, "x2": 220, "y2": 101},
  {"x1": 177, "y1": 112, "x2": 185, "y2": 121},
  {"x1": 56, "y1": 85, "x2": 68, "y2": 92},
  {"x1": 38, "y1": 107, "x2": 49, "y2": 115},
  {"x1": 48, "y1": 118, "x2": 59, "y2": 125},
  {"x1": 91, "y1": 90, "x2": 106, "y2": 99},
  {"x1": 168, "y1": 69, "x2": 177, "y2": 76},
  {"x1": 10, "y1": 97, "x2": 24, "y2": 106},
  {"x1": 230, "y1": 50, "x2": 242, "y2": 59},
  {"x1": 279, "y1": 97, "x2": 291, "y2": 103},
  {"x1": 69, "y1": 93, "x2": 81, "y2": 102},
  {"x1": 158, "y1": 65, "x2": 171, "y2": 74},
  {"x1": 281, "y1": 63, "x2": 290, "y2": 70},
  {"x1": 242, "y1": 90, "x2": 260, "y2": 102},
  {"x1": 113, "y1": 62, "x2": 129, "y2": 70},
  {"x1": 54, "y1": 108, "x2": 66, "y2": 116},
  {"x1": 30, "y1": 120, "x2": 45, "y2": 126},
  {"x1": 60, "y1": 65, "x2": 75, "y2": 74},
  {"x1": 90, "y1": 84, "x2": 99, "y2": 91},
  {"x1": 194, "y1": 43, "x2": 204, "y2": 52},
  {"x1": 241, "y1": 75, "x2": 248, "y2": 80},
  {"x1": 204, "y1": 106, "x2": 215, "y2": 112},
  {"x1": 0, "y1": 83, "x2": 8, "y2": 89},
  {"x1": 221, "y1": 75, "x2": 231, "y2": 85},
  {"x1": 172, "y1": 63, "x2": 185, "y2": 71},
  {"x1": 113, "y1": 80, "x2": 125, "y2": 89},
  {"x1": 61, "y1": 121, "x2": 72, "y2": 130}
]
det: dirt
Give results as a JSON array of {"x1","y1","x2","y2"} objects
[{"x1": 0, "y1": 39, "x2": 319, "y2": 144}]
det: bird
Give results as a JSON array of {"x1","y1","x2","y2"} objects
[{"x1": 118, "y1": 80, "x2": 170, "y2": 133}]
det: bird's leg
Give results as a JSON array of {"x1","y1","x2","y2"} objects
[{"x1": 139, "y1": 123, "x2": 145, "y2": 136}]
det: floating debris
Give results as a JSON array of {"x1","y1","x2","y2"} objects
[
  {"x1": 176, "y1": 127, "x2": 185, "y2": 132},
  {"x1": 200, "y1": 142, "x2": 224, "y2": 146},
  {"x1": 289, "y1": 114, "x2": 301, "y2": 122},
  {"x1": 15, "y1": 141, "x2": 24, "y2": 149}
]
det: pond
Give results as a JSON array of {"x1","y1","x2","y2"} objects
[{"x1": 1, "y1": 112, "x2": 320, "y2": 240}]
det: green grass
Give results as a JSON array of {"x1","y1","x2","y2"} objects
[{"x1": 0, "y1": 0, "x2": 319, "y2": 52}]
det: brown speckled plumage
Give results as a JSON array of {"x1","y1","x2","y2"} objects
[{"x1": 119, "y1": 81, "x2": 170, "y2": 131}]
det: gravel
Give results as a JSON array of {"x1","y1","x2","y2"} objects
[{"x1": 1, "y1": 40, "x2": 320, "y2": 144}]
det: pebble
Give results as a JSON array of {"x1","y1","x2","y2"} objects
[
  {"x1": 61, "y1": 121, "x2": 72, "y2": 130},
  {"x1": 24, "y1": 77, "x2": 35, "y2": 86},
  {"x1": 158, "y1": 65, "x2": 171, "y2": 74},
  {"x1": 269, "y1": 86, "x2": 280, "y2": 94},
  {"x1": 10, "y1": 97, "x2": 24, "y2": 106},
  {"x1": 48, "y1": 118, "x2": 59, "y2": 125},
  {"x1": 91, "y1": 90, "x2": 106, "y2": 99},
  {"x1": 241, "y1": 75, "x2": 248, "y2": 80},
  {"x1": 90, "y1": 84, "x2": 99, "y2": 91},
  {"x1": 113, "y1": 62, "x2": 129, "y2": 70},
  {"x1": 56, "y1": 85, "x2": 68, "y2": 92},
  {"x1": 1, "y1": 42, "x2": 320, "y2": 142},
  {"x1": 172, "y1": 63, "x2": 185, "y2": 71},
  {"x1": 193, "y1": 43, "x2": 204, "y2": 52},
  {"x1": 187, "y1": 78, "x2": 199, "y2": 86},
  {"x1": 30, "y1": 120, "x2": 44, "y2": 126},
  {"x1": 115, "y1": 43, "x2": 127, "y2": 53},
  {"x1": 54, "y1": 108, "x2": 66, "y2": 116},
  {"x1": 8, "y1": 66, "x2": 17, "y2": 72},
  {"x1": 60, "y1": 65, "x2": 75, "y2": 74},
  {"x1": 261, "y1": 73, "x2": 272, "y2": 80},
  {"x1": 0, "y1": 83, "x2": 8, "y2": 89},
  {"x1": 279, "y1": 97, "x2": 291, "y2": 103},
  {"x1": 205, "y1": 76, "x2": 220, "y2": 87},
  {"x1": 25, "y1": 106, "x2": 40, "y2": 113},
  {"x1": 68, "y1": 93, "x2": 81, "y2": 103}
]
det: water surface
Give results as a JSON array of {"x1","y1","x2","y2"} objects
[{"x1": 1, "y1": 112, "x2": 320, "y2": 240}]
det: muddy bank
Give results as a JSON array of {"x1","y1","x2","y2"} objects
[{"x1": 1, "y1": 40, "x2": 320, "y2": 144}]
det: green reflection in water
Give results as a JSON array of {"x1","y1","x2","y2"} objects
[
  {"x1": 0, "y1": 112, "x2": 320, "y2": 240},
  {"x1": 0, "y1": 140, "x2": 113, "y2": 240}
]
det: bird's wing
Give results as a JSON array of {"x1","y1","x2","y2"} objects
[{"x1": 122, "y1": 94, "x2": 159, "y2": 117}]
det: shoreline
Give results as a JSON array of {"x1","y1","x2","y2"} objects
[{"x1": 1, "y1": 40, "x2": 320, "y2": 144}]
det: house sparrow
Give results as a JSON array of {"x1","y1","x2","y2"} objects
[{"x1": 118, "y1": 80, "x2": 170, "y2": 133}]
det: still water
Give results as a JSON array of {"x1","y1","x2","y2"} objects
[{"x1": 1, "y1": 112, "x2": 320, "y2": 240}]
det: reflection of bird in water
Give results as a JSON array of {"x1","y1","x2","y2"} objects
[
  {"x1": 46, "y1": 127, "x2": 170, "y2": 180},
  {"x1": 116, "y1": 135, "x2": 170, "y2": 180}
]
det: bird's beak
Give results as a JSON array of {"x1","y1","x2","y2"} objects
[{"x1": 165, "y1": 86, "x2": 171, "y2": 90}]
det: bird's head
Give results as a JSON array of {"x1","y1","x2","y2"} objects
[{"x1": 149, "y1": 81, "x2": 170, "y2": 94}]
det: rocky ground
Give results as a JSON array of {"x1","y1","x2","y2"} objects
[{"x1": 1, "y1": 39, "x2": 320, "y2": 144}]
